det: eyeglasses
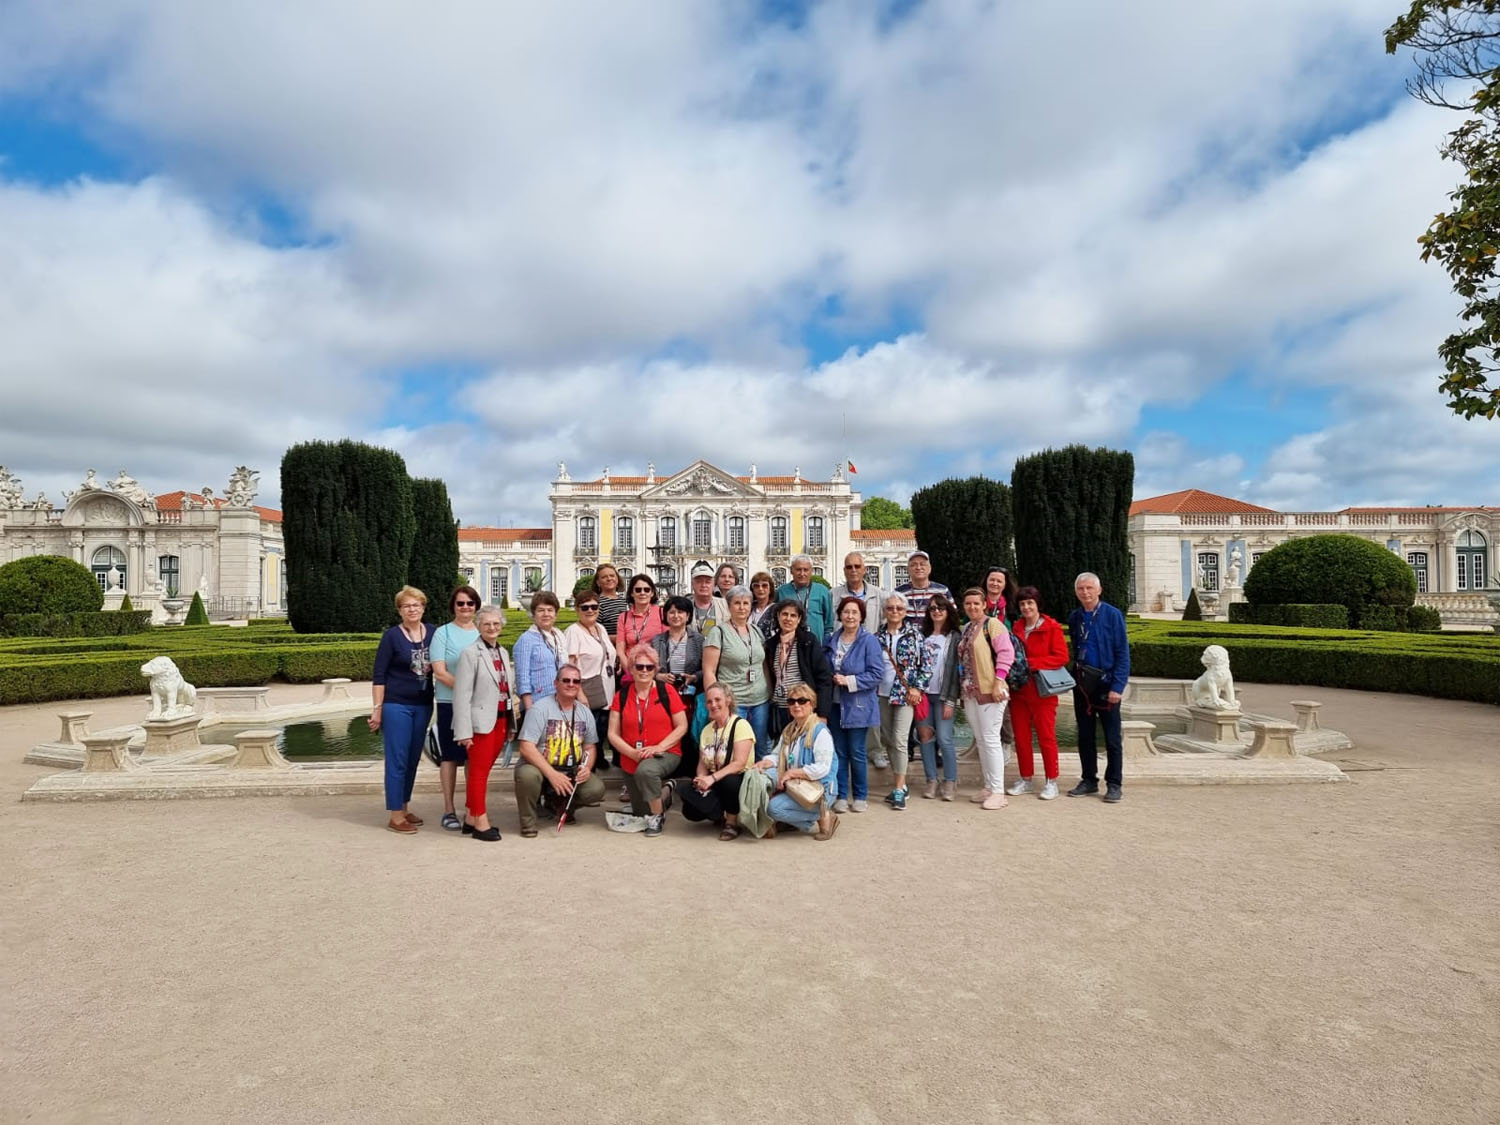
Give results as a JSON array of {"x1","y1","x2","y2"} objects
[
  {"x1": 633, "y1": 663, "x2": 657, "y2": 672},
  {"x1": 788, "y1": 697, "x2": 814, "y2": 707},
  {"x1": 844, "y1": 564, "x2": 861, "y2": 570},
  {"x1": 399, "y1": 603, "x2": 423, "y2": 611},
  {"x1": 558, "y1": 677, "x2": 581, "y2": 685},
  {"x1": 578, "y1": 603, "x2": 599, "y2": 611}
]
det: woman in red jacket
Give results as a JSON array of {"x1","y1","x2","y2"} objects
[{"x1": 1007, "y1": 585, "x2": 1070, "y2": 800}]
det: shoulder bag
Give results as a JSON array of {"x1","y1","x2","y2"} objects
[
  {"x1": 1033, "y1": 666, "x2": 1076, "y2": 698},
  {"x1": 779, "y1": 729, "x2": 826, "y2": 810}
]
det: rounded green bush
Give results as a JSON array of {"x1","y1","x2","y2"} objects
[
  {"x1": 1244, "y1": 534, "x2": 1416, "y2": 624},
  {"x1": 0, "y1": 556, "x2": 104, "y2": 615}
]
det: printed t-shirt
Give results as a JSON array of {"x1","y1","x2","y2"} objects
[
  {"x1": 699, "y1": 716, "x2": 754, "y2": 772},
  {"x1": 610, "y1": 684, "x2": 687, "y2": 774},
  {"x1": 519, "y1": 696, "x2": 597, "y2": 768},
  {"x1": 430, "y1": 622, "x2": 479, "y2": 703}
]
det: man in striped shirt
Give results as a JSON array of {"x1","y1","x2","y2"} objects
[{"x1": 895, "y1": 550, "x2": 951, "y2": 626}]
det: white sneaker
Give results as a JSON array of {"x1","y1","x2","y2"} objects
[
  {"x1": 1040, "y1": 780, "x2": 1059, "y2": 800},
  {"x1": 1006, "y1": 778, "x2": 1033, "y2": 796},
  {"x1": 871, "y1": 754, "x2": 891, "y2": 770},
  {"x1": 850, "y1": 799, "x2": 868, "y2": 813},
  {"x1": 832, "y1": 798, "x2": 849, "y2": 814}
]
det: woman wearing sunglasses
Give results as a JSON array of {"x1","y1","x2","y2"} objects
[
  {"x1": 565, "y1": 594, "x2": 617, "y2": 752},
  {"x1": 753, "y1": 687, "x2": 839, "y2": 840},
  {"x1": 607, "y1": 645, "x2": 689, "y2": 838},
  {"x1": 614, "y1": 574, "x2": 666, "y2": 681},
  {"x1": 428, "y1": 584, "x2": 482, "y2": 831}
]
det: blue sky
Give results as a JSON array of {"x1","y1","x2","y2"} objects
[{"x1": 0, "y1": 0, "x2": 1495, "y2": 526}]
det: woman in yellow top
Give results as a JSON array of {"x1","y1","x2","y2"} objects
[{"x1": 678, "y1": 684, "x2": 756, "y2": 839}]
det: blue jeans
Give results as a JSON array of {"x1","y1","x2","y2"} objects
[
  {"x1": 828, "y1": 703, "x2": 868, "y2": 801},
  {"x1": 917, "y1": 693, "x2": 958, "y2": 782},
  {"x1": 382, "y1": 702, "x2": 431, "y2": 812},
  {"x1": 1073, "y1": 690, "x2": 1123, "y2": 787},
  {"x1": 763, "y1": 764, "x2": 833, "y2": 832},
  {"x1": 738, "y1": 701, "x2": 771, "y2": 761}
]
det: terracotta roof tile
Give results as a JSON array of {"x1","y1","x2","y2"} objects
[
  {"x1": 458, "y1": 527, "x2": 552, "y2": 542},
  {"x1": 154, "y1": 490, "x2": 281, "y2": 522},
  {"x1": 1129, "y1": 489, "x2": 1277, "y2": 516},
  {"x1": 850, "y1": 528, "x2": 916, "y2": 541}
]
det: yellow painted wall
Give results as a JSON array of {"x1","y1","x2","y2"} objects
[
  {"x1": 601, "y1": 508, "x2": 613, "y2": 554},
  {"x1": 791, "y1": 507, "x2": 804, "y2": 553}
]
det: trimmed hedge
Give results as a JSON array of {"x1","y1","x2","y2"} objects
[
  {"x1": 1243, "y1": 534, "x2": 1415, "y2": 626},
  {"x1": 1128, "y1": 620, "x2": 1500, "y2": 706},
  {"x1": 0, "y1": 555, "x2": 103, "y2": 615},
  {"x1": 0, "y1": 610, "x2": 154, "y2": 637},
  {"x1": 1228, "y1": 603, "x2": 1351, "y2": 629}
]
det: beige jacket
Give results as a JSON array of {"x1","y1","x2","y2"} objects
[{"x1": 451, "y1": 640, "x2": 520, "y2": 740}]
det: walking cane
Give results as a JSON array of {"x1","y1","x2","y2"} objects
[{"x1": 556, "y1": 761, "x2": 582, "y2": 835}]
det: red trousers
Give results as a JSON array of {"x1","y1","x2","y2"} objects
[
  {"x1": 1010, "y1": 683, "x2": 1059, "y2": 780},
  {"x1": 465, "y1": 717, "x2": 509, "y2": 817}
]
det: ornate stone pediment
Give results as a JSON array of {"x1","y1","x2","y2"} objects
[
  {"x1": 61, "y1": 491, "x2": 144, "y2": 528},
  {"x1": 644, "y1": 461, "x2": 758, "y2": 501}
]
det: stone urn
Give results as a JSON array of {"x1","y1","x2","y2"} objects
[{"x1": 161, "y1": 597, "x2": 187, "y2": 626}]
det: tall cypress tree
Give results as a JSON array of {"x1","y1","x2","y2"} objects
[
  {"x1": 1011, "y1": 445, "x2": 1134, "y2": 616},
  {"x1": 909, "y1": 477, "x2": 1014, "y2": 594},
  {"x1": 408, "y1": 478, "x2": 460, "y2": 623},
  {"x1": 282, "y1": 440, "x2": 416, "y2": 633}
]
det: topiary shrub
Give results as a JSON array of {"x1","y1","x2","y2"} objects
[
  {"x1": 1181, "y1": 588, "x2": 1203, "y2": 621},
  {"x1": 119, "y1": 593, "x2": 134, "y2": 612},
  {"x1": 1243, "y1": 535, "x2": 1416, "y2": 627},
  {"x1": 185, "y1": 592, "x2": 210, "y2": 626},
  {"x1": 1228, "y1": 603, "x2": 1351, "y2": 629},
  {"x1": 1406, "y1": 605, "x2": 1443, "y2": 632},
  {"x1": 0, "y1": 556, "x2": 104, "y2": 615}
]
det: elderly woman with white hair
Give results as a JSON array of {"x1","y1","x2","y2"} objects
[
  {"x1": 870, "y1": 590, "x2": 929, "y2": 812},
  {"x1": 776, "y1": 555, "x2": 833, "y2": 643},
  {"x1": 451, "y1": 605, "x2": 519, "y2": 841}
]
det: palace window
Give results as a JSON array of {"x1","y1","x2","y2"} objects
[
  {"x1": 578, "y1": 567, "x2": 595, "y2": 587},
  {"x1": 524, "y1": 566, "x2": 543, "y2": 591},
  {"x1": 658, "y1": 516, "x2": 676, "y2": 550},
  {"x1": 1196, "y1": 551, "x2": 1220, "y2": 592},
  {"x1": 727, "y1": 516, "x2": 746, "y2": 553},
  {"x1": 157, "y1": 554, "x2": 180, "y2": 597},
  {"x1": 771, "y1": 567, "x2": 787, "y2": 585},
  {"x1": 1407, "y1": 552, "x2": 1429, "y2": 595},
  {"x1": 460, "y1": 567, "x2": 474, "y2": 581},
  {"x1": 616, "y1": 517, "x2": 634, "y2": 552},
  {"x1": 491, "y1": 571, "x2": 508, "y2": 605},
  {"x1": 806, "y1": 516, "x2": 825, "y2": 551},
  {"x1": 91, "y1": 546, "x2": 126, "y2": 592},
  {"x1": 577, "y1": 516, "x2": 597, "y2": 553},
  {"x1": 770, "y1": 516, "x2": 788, "y2": 551},
  {"x1": 813, "y1": 566, "x2": 824, "y2": 578},
  {"x1": 692, "y1": 513, "x2": 712, "y2": 551},
  {"x1": 1457, "y1": 530, "x2": 1488, "y2": 590},
  {"x1": 864, "y1": 566, "x2": 881, "y2": 588},
  {"x1": 894, "y1": 564, "x2": 909, "y2": 585}
]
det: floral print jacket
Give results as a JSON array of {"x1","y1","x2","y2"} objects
[{"x1": 874, "y1": 620, "x2": 930, "y2": 706}]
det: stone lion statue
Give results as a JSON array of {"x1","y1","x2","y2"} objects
[
  {"x1": 140, "y1": 656, "x2": 197, "y2": 720},
  {"x1": 1189, "y1": 644, "x2": 1238, "y2": 710}
]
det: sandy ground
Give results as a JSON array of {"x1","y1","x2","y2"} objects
[{"x1": 0, "y1": 681, "x2": 1496, "y2": 1124}]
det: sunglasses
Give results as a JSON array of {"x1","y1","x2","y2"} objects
[
  {"x1": 577, "y1": 603, "x2": 599, "y2": 611},
  {"x1": 788, "y1": 697, "x2": 814, "y2": 706},
  {"x1": 453, "y1": 600, "x2": 476, "y2": 607},
  {"x1": 633, "y1": 663, "x2": 657, "y2": 672},
  {"x1": 632, "y1": 587, "x2": 652, "y2": 595},
  {"x1": 558, "y1": 677, "x2": 581, "y2": 685}
]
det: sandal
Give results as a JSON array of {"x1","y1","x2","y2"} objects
[
  {"x1": 441, "y1": 812, "x2": 462, "y2": 831},
  {"x1": 814, "y1": 814, "x2": 841, "y2": 842},
  {"x1": 719, "y1": 824, "x2": 741, "y2": 841}
]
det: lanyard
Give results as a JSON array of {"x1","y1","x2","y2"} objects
[
  {"x1": 625, "y1": 607, "x2": 654, "y2": 647},
  {"x1": 633, "y1": 688, "x2": 653, "y2": 740}
]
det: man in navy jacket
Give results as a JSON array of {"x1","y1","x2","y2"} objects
[{"x1": 1066, "y1": 571, "x2": 1130, "y2": 803}]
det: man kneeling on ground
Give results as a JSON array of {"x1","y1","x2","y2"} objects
[{"x1": 515, "y1": 664, "x2": 604, "y2": 838}]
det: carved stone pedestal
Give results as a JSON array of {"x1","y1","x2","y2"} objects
[
  {"x1": 141, "y1": 715, "x2": 203, "y2": 758},
  {"x1": 1121, "y1": 720, "x2": 1160, "y2": 757},
  {"x1": 57, "y1": 711, "x2": 92, "y2": 745},
  {"x1": 1290, "y1": 700, "x2": 1323, "y2": 731},
  {"x1": 1247, "y1": 720, "x2": 1299, "y2": 759},
  {"x1": 320, "y1": 678, "x2": 353, "y2": 705},
  {"x1": 196, "y1": 686, "x2": 271, "y2": 718},
  {"x1": 230, "y1": 729, "x2": 292, "y2": 770},
  {"x1": 81, "y1": 734, "x2": 136, "y2": 773},
  {"x1": 1187, "y1": 705, "x2": 1243, "y2": 747}
]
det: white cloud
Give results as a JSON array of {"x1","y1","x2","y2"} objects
[{"x1": 0, "y1": 0, "x2": 1495, "y2": 521}]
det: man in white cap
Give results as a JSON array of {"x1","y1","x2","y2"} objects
[
  {"x1": 895, "y1": 549, "x2": 951, "y2": 627},
  {"x1": 688, "y1": 561, "x2": 730, "y2": 635}
]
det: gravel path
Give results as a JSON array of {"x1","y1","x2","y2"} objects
[{"x1": 1, "y1": 681, "x2": 1495, "y2": 1123}]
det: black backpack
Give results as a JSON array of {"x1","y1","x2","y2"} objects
[{"x1": 1001, "y1": 621, "x2": 1029, "y2": 692}]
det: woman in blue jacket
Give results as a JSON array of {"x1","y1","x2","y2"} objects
[{"x1": 823, "y1": 595, "x2": 885, "y2": 813}]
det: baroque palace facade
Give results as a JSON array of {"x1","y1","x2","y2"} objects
[
  {"x1": 0, "y1": 466, "x2": 285, "y2": 620},
  {"x1": 1129, "y1": 489, "x2": 1499, "y2": 625},
  {"x1": 458, "y1": 460, "x2": 916, "y2": 607}
]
